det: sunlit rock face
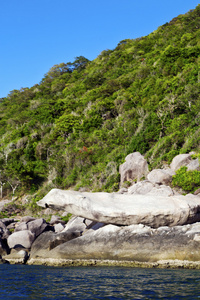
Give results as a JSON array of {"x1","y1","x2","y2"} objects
[
  {"x1": 119, "y1": 152, "x2": 149, "y2": 185},
  {"x1": 37, "y1": 189, "x2": 200, "y2": 228},
  {"x1": 170, "y1": 153, "x2": 200, "y2": 171},
  {"x1": 30, "y1": 222, "x2": 200, "y2": 263}
]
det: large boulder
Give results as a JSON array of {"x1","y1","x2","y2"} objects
[
  {"x1": 37, "y1": 189, "x2": 200, "y2": 228},
  {"x1": 49, "y1": 215, "x2": 66, "y2": 226},
  {"x1": 4, "y1": 248, "x2": 29, "y2": 264},
  {"x1": 54, "y1": 223, "x2": 65, "y2": 233},
  {"x1": 119, "y1": 152, "x2": 149, "y2": 185},
  {"x1": 14, "y1": 222, "x2": 28, "y2": 232},
  {"x1": 7, "y1": 230, "x2": 35, "y2": 249},
  {"x1": 30, "y1": 230, "x2": 81, "y2": 258},
  {"x1": 20, "y1": 216, "x2": 36, "y2": 223},
  {"x1": 27, "y1": 218, "x2": 49, "y2": 238},
  {"x1": 147, "y1": 169, "x2": 174, "y2": 185},
  {"x1": 62, "y1": 216, "x2": 87, "y2": 233},
  {"x1": 127, "y1": 181, "x2": 174, "y2": 196},
  {"x1": 62, "y1": 216, "x2": 105, "y2": 234},
  {"x1": 29, "y1": 222, "x2": 200, "y2": 263},
  {"x1": 147, "y1": 185, "x2": 174, "y2": 197},
  {"x1": 170, "y1": 153, "x2": 199, "y2": 171},
  {"x1": 14, "y1": 218, "x2": 49, "y2": 238},
  {"x1": 128, "y1": 181, "x2": 154, "y2": 195}
]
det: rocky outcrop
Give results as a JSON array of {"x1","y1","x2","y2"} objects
[
  {"x1": 37, "y1": 189, "x2": 200, "y2": 228},
  {"x1": 119, "y1": 152, "x2": 149, "y2": 185},
  {"x1": 170, "y1": 153, "x2": 200, "y2": 171},
  {"x1": 147, "y1": 169, "x2": 174, "y2": 185},
  {"x1": 7, "y1": 230, "x2": 35, "y2": 249},
  {"x1": 2, "y1": 151, "x2": 200, "y2": 267},
  {"x1": 127, "y1": 181, "x2": 174, "y2": 196},
  {"x1": 5, "y1": 248, "x2": 29, "y2": 264},
  {"x1": 29, "y1": 222, "x2": 200, "y2": 263}
]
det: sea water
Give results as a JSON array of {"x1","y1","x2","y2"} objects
[{"x1": 0, "y1": 264, "x2": 200, "y2": 299}]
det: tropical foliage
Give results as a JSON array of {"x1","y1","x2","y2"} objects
[{"x1": 0, "y1": 5, "x2": 200, "y2": 200}]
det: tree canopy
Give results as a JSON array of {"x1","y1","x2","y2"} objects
[{"x1": 0, "y1": 5, "x2": 200, "y2": 199}]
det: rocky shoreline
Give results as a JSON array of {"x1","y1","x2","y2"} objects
[
  {"x1": 1, "y1": 152, "x2": 200, "y2": 269},
  {"x1": 1, "y1": 215, "x2": 200, "y2": 269},
  {"x1": 27, "y1": 258, "x2": 200, "y2": 269}
]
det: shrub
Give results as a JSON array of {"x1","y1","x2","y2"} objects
[{"x1": 172, "y1": 166, "x2": 200, "y2": 193}]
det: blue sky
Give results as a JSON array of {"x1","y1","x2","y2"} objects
[{"x1": 0, "y1": 0, "x2": 199, "y2": 98}]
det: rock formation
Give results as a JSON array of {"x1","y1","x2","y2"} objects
[
  {"x1": 170, "y1": 153, "x2": 200, "y2": 171},
  {"x1": 119, "y1": 152, "x2": 149, "y2": 185},
  {"x1": 2, "y1": 151, "x2": 200, "y2": 268},
  {"x1": 29, "y1": 222, "x2": 200, "y2": 263},
  {"x1": 37, "y1": 189, "x2": 200, "y2": 228}
]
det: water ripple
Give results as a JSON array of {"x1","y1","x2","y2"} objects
[{"x1": 0, "y1": 265, "x2": 200, "y2": 299}]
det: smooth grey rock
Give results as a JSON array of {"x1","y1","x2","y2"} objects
[
  {"x1": 21, "y1": 216, "x2": 36, "y2": 223},
  {"x1": 187, "y1": 158, "x2": 200, "y2": 171},
  {"x1": 37, "y1": 189, "x2": 200, "y2": 228},
  {"x1": 54, "y1": 223, "x2": 65, "y2": 233},
  {"x1": 147, "y1": 169, "x2": 173, "y2": 185},
  {"x1": 148, "y1": 185, "x2": 174, "y2": 197},
  {"x1": 164, "y1": 168, "x2": 176, "y2": 176},
  {"x1": 84, "y1": 221, "x2": 105, "y2": 235},
  {"x1": 27, "y1": 218, "x2": 48, "y2": 238},
  {"x1": 33, "y1": 222, "x2": 200, "y2": 262},
  {"x1": 30, "y1": 230, "x2": 81, "y2": 258},
  {"x1": 128, "y1": 181, "x2": 174, "y2": 196},
  {"x1": 4, "y1": 248, "x2": 29, "y2": 264},
  {"x1": 14, "y1": 222, "x2": 28, "y2": 232},
  {"x1": 170, "y1": 153, "x2": 198, "y2": 171},
  {"x1": 62, "y1": 216, "x2": 104, "y2": 235},
  {"x1": 7, "y1": 230, "x2": 35, "y2": 249},
  {"x1": 30, "y1": 232, "x2": 55, "y2": 257},
  {"x1": 119, "y1": 152, "x2": 149, "y2": 184},
  {"x1": 128, "y1": 181, "x2": 154, "y2": 195},
  {"x1": 49, "y1": 215, "x2": 65, "y2": 225},
  {"x1": 62, "y1": 216, "x2": 87, "y2": 233}
]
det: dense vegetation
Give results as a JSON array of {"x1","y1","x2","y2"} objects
[{"x1": 0, "y1": 5, "x2": 200, "y2": 205}]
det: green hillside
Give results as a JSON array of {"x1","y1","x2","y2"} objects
[{"x1": 0, "y1": 5, "x2": 200, "y2": 206}]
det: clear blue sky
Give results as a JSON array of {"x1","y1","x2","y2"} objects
[{"x1": 0, "y1": 0, "x2": 199, "y2": 98}]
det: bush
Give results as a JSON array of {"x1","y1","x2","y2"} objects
[{"x1": 172, "y1": 166, "x2": 200, "y2": 193}]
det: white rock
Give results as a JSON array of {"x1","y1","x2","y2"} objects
[
  {"x1": 187, "y1": 158, "x2": 200, "y2": 171},
  {"x1": 7, "y1": 230, "x2": 35, "y2": 249},
  {"x1": 148, "y1": 185, "x2": 174, "y2": 197},
  {"x1": 128, "y1": 181, "x2": 154, "y2": 195},
  {"x1": 147, "y1": 169, "x2": 173, "y2": 185},
  {"x1": 119, "y1": 152, "x2": 149, "y2": 184},
  {"x1": 170, "y1": 153, "x2": 199, "y2": 171},
  {"x1": 63, "y1": 216, "x2": 87, "y2": 233},
  {"x1": 39, "y1": 222, "x2": 200, "y2": 262},
  {"x1": 37, "y1": 189, "x2": 200, "y2": 228},
  {"x1": 54, "y1": 223, "x2": 65, "y2": 233}
]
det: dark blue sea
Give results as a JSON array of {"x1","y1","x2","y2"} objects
[{"x1": 0, "y1": 264, "x2": 200, "y2": 299}]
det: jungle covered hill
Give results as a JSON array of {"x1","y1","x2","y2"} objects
[{"x1": 0, "y1": 5, "x2": 200, "y2": 205}]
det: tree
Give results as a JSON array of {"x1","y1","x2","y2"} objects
[
  {"x1": 0, "y1": 171, "x2": 6, "y2": 198},
  {"x1": 69, "y1": 56, "x2": 90, "y2": 72}
]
